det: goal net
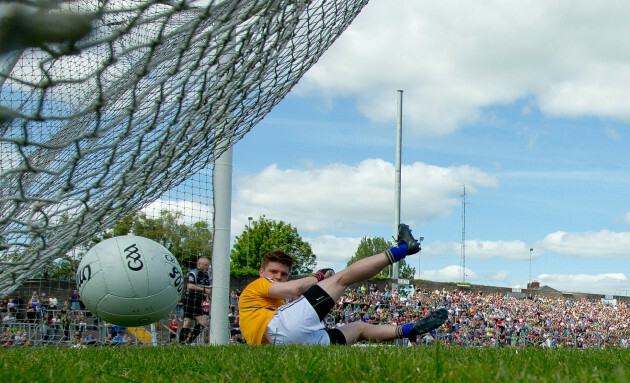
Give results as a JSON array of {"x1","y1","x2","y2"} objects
[{"x1": 0, "y1": 0, "x2": 369, "y2": 300}]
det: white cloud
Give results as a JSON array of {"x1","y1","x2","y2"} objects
[
  {"x1": 424, "y1": 240, "x2": 534, "y2": 260},
  {"x1": 306, "y1": 235, "x2": 361, "y2": 270},
  {"x1": 420, "y1": 265, "x2": 477, "y2": 282},
  {"x1": 298, "y1": 0, "x2": 630, "y2": 135},
  {"x1": 490, "y1": 270, "x2": 511, "y2": 282},
  {"x1": 537, "y1": 272, "x2": 629, "y2": 295},
  {"x1": 537, "y1": 230, "x2": 630, "y2": 258},
  {"x1": 424, "y1": 230, "x2": 630, "y2": 260},
  {"x1": 232, "y1": 158, "x2": 497, "y2": 234}
]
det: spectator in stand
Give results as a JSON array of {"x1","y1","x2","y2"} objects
[
  {"x1": 72, "y1": 331, "x2": 83, "y2": 348},
  {"x1": 13, "y1": 331, "x2": 28, "y2": 346},
  {"x1": 3, "y1": 311, "x2": 15, "y2": 330},
  {"x1": 1, "y1": 328, "x2": 14, "y2": 346},
  {"x1": 83, "y1": 331, "x2": 97, "y2": 346},
  {"x1": 103, "y1": 321, "x2": 113, "y2": 337},
  {"x1": 78, "y1": 313, "x2": 87, "y2": 334},
  {"x1": 175, "y1": 297, "x2": 184, "y2": 318},
  {"x1": 202, "y1": 298, "x2": 210, "y2": 314},
  {"x1": 104, "y1": 333, "x2": 114, "y2": 346},
  {"x1": 48, "y1": 294, "x2": 58, "y2": 310},
  {"x1": 111, "y1": 330, "x2": 125, "y2": 346},
  {"x1": 168, "y1": 318, "x2": 180, "y2": 344},
  {"x1": 51, "y1": 314, "x2": 61, "y2": 340},
  {"x1": 61, "y1": 314, "x2": 71, "y2": 339},
  {"x1": 0, "y1": 299, "x2": 7, "y2": 312},
  {"x1": 25, "y1": 303, "x2": 37, "y2": 323},
  {"x1": 112, "y1": 325, "x2": 125, "y2": 337},
  {"x1": 69, "y1": 290, "x2": 81, "y2": 311},
  {"x1": 28, "y1": 293, "x2": 40, "y2": 315},
  {"x1": 41, "y1": 314, "x2": 52, "y2": 342},
  {"x1": 6, "y1": 298, "x2": 16, "y2": 314},
  {"x1": 230, "y1": 290, "x2": 239, "y2": 315}
]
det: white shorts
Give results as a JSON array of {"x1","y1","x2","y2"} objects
[{"x1": 266, "y1": 296, "x2": 330, "y2": 345}]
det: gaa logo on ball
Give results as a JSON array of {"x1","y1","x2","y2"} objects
[{"x1": 76, "y1": 236, "x2": 184, "y2": 327}]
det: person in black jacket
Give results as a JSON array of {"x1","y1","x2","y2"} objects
[{"x1": 179, "y1": 257, "x2": 211, "y2": 344}]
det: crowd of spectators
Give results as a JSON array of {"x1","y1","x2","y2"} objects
[
  {"x1": 0, "y1": 289, "x2": 128, "y2": 347},
  {"x1": 326, "y1": 284, "x2": 630, "y2": 349},
  {"x1": 2, "y1": 284, "x2": 630, "y2": 349}
]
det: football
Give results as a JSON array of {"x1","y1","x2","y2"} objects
[{"x1": 75, "y1": 235, "x2": 184, "y2": 327}]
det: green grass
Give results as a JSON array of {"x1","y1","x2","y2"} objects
[{"x1": 3, "y1": 344, "x2": 630, "y2": 382}]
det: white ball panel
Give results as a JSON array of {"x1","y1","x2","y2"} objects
[
  {"x1": 102, "y1": 236, "x2": 150, "y2": 298},
  {"x1": 75, "y1": 235, "x2": 183, "y2": 327},
  {"x1": 96, "y1": 287, "x2": 179, "y2": 327}
]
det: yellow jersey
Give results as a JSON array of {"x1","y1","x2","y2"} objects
[{"x1": 239, "y1": 277, "x2": 285, "y2": 345}]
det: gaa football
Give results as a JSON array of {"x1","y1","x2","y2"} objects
[{"x1": 75, "y1": 235, "x2": 184, "y2": 327}]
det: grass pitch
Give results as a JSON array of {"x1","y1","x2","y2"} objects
[{"x1": 3, "y1": 344, "x2": 630, "y2": 382}]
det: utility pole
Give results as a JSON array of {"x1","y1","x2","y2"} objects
[
  {"x1": 460, "y1": 185, "x2": 468, "y2": 283},
  {"x1": 392, "y1": 90, "x2": 403, "y2": 282}
]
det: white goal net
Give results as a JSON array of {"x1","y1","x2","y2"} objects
[{"x1": 0, "y1": 0, "x2": 369, "y2": 298}]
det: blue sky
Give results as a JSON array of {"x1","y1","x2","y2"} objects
[{"x1": 227, "y1": 0, "x2": 630, "y2": 295}]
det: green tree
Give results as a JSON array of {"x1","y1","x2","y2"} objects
[
  {"x1": 35, "y1": 214, "x2": 87, "y2": 280},
  {"x1": 347, "y1": 236, "x2": 416, "y2": 279},
  {"x1": 231, "y1": 216, "x2": 316, "y2": 277},
  {"x1": 37, "y1": 247, "x2": 86, "y2": 281},
  {"x1": 100, "y1": 210, "x2": 213, "y2": 271},
  {"x1": 34, "y1": 210, "x2": 213, "y2": 280}
]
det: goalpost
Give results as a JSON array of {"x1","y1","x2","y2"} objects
[{"x1": 0, "y1": 0, "x2": 369, "y2": 345}]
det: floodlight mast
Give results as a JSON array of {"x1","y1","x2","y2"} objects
[{"x1": 392, "y1": 90, "x2": 403, "y2": 282}]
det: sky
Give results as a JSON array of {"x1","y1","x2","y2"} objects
[{"x1": 223, "y1": 0, "x2": 630, "y2": 296}]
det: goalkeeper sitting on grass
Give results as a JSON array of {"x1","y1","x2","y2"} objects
[{"x1": 239, "y1": 224, "x2": 448, "y2": 345}]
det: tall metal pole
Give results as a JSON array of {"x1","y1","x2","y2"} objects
[
  {"x1": 417, "y1": 236, "x2": 424, "y2": 280},
  {"x1": 393, "y1": 90, "x2": 403, "y2": 281},
  {"x1": 460, "y1": 185, "x2": 466, "y2": 283},
  {"x1": 529, "y1": 248, "x2": 533, "y2": 287}
]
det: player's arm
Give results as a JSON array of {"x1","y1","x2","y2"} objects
[
  {"x1": 267, "y1": 269, "x2": 334, "y2": 299},
  {"x1": 186, "y1": 283, "x2": 210, "y2": 294},
  {"x1": 186, "y1": 271, "x2": 211, "y2": 294}
]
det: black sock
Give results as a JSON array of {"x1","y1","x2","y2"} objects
[
  {"x1": 179, "y1": 328, "x2": 190, "y2": 343},
  {"x1": 189, "y1": 324, "x2": 205, "y2": 343}
]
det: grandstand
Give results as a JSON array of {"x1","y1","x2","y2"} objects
[{"x1": 3, "y1": 276, "x2": 629, "y2": 348}]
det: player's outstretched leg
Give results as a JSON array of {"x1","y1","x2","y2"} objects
[
  {"x1": 319, "y1": 223, "x2": 422, "y2": 302},
  {"x1": 407, "y1": 308, "x2": 448, "y2": 339},
  {"x1": 397, "y1": 223, "x2": 420, "y2": 254},
  {"x1": 336, "y1": 308, "x2": 448, "y2": 345},
  {"x1": 384, "y1": 223, "x2": 421, "y2": 264}
]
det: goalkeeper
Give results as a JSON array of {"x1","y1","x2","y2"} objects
[{"x1": 239, "y1": 224, "x2": 448, "y2": 345}]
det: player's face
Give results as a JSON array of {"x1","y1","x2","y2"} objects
[
  {"x1": 197, "y1": 259, "x2": 210, "y2": 272},
  {"x1": 259, "y1": 261, "x2": 290, "y2": 282}
]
